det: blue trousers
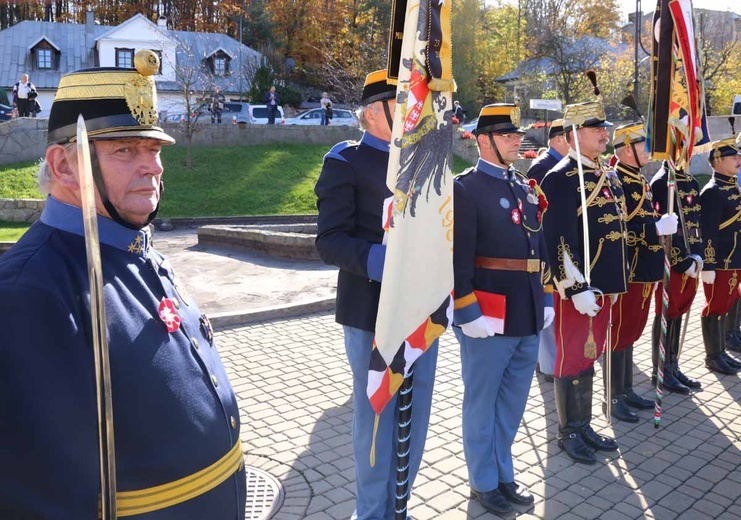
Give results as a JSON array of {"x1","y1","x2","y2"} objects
[
  {"x1": 454, "y1": 329, "x2": 539, "y2": 492},
  {"x1": 344, "y1": 326, "x2": 438, "y2": 520},
  {"x1": 537, "y1": 321, "x2": 556, "y2": 376}
]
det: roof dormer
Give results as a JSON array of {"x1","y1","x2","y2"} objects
[
  {"x1": 29, "y1": 36, "x2": 60, "y2": 71},
  {"x1": 205, "y1": 47, "x2": 234, "y2": 77}
]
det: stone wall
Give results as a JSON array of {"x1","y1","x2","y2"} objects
[
  {"x1": 0, "y1": 118, "x2": 48, "y2": 166},
  {"x1": 0, "y1": 198, "x2": 45, "y2": 222}
]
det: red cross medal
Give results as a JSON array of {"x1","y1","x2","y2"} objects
[
  {"x1": 158, "y1": 297, "x2": 181, "y2": 333},
  {"x1": 686, "y1": 194, "x2": 693, "y2": 205},
  {"x1": 511, "y1": 209, "x2": 521, "y2": 224},
  {"x1": 602, "y1": 188, "x2": 612, "y2": 200}
]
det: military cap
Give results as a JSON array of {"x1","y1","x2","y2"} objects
[
  {"x1": 563, "y1": 101, "x2": 612, "y2": 130},
  {"x1": 613, "y1": 121, "x2": 646, "y2": 149},
  {"x1": 361, "y1": 69, "x2": 396, "y2": 106},
  {"x1": 475, "y1": 103, "x2": 524, "y2": 135},
  {"x1": 548, "y1": 119, "x2": 565, "y2": 139},
  {"x1": 47, "y1": 49, "x2": 175, "y2": 145},
  {"x1": 709, "y1": 136, "x2": 740, "y2": 160}
]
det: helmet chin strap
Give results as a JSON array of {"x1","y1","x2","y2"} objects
[
  {"x1": 88, "y1": 143, "x2": 161, "y2": 230},
  {"x1": 381, "y1": 100, "x2": 394, "y2": 133},
  {"x1": 630, "y1": 142, "x2": 644, "y2": 168},
  {"x1": 487, "y1": 134, "x2": 508, "y2": 166}
]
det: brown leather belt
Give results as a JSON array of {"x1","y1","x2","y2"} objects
[{"x1": 475, "y1": 256, "x2": 540, "y2": 273}]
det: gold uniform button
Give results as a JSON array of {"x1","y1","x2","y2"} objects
[
  {"x1": 191, "y1": 338, "x2": 199, "y2": 350},
  {"x1": 173, "y1": 298, "x2": 180, "y2": 310},
  {"x1": 211, "y1": 375, "x2": 219, "y2": 387},
  {"x1": 230, "y1": 416, "x2": 237, "y2": 429}
]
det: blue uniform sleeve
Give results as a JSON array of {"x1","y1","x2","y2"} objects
[
  {"x1": 700, "y1": 184, "x2": 723, "y2": 271},
  {"x1": 315, "y1": 157, "x2": 374, "y2": 278},
  {"x1": 452, "y1": 179, "x2": 483, "y2": 325},
  {"x1": 540, "y1": 170, "x2": 589, "y2": 297},
  {"x1": 0, "y1": 284, "x2": 99, "y2": 518}
]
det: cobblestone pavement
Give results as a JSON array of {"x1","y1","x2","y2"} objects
[{"x1": 217, "y1": 299, "x2": 741, "y2": 520}]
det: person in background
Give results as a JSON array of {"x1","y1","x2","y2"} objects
[
  {"x1": 264, "y1": 85, "x2": 280, "y2": 124},
  {"x1": 320, "y1": 91, "x2": 331, "y2": 125},
  {"x1": 12, "y1": 73, "x2": 37, "y2": 118}
]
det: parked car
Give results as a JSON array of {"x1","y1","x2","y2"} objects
[
  {"x1": 222, "y1": 102, "x2": 285, "y2": 124},
  {"x1": 733, "y1": 95, "x2": 741, "y2": 115},
  {"x1": 0, "y1": 103, "x2": 13, "y2": 122},
  {"x1": 462, "y1": 117, "x2": 478, "y2": 133},
  {"x1": 284, "y1": 107, "x2": 358, "y2": 127}
]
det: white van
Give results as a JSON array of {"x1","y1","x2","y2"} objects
[{"x1": 222, "y1": 102, "x2": 285, "y2": 124}]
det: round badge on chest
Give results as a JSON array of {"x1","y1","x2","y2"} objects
[{"x1": 499, "y1": 197, "x2": 510, "y2": 209}]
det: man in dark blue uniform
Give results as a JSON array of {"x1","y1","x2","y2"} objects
[
  {"x1": 608, "y1": 122, "x2": 677, "y2": 421},
  {"x1": 651, "y1": 161, "x2": 704, "y2": 392},
  {"x1": 314, "y1": 70, "x2": 438, "y2": 520},
  {"x1": 0, "y1": 51, "x2": 246, "y2": 519},
  {"x1": 540, "y1": 101, "x2": 628, "y2": 465},
  {"x1": 699, "y1": 136, "x2": 741, "y2": 375},
  {"x1": 528, "y1": 118, "x2": 568, "y2": 383},
  {"x1": 453, "y1": 104, "x2": 553, "y2": 517}
]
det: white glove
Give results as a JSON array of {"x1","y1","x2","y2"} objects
[
  {"x1": 684, "y1": 262, "x2": 698, "y2": 278},
  {"x1": 571, "y1": 290, "x2": 600, "y2": 317},
  {"x1": 655, "y1": 213, "x2": 679, "y2": 236},
  {"x1": 543, "y1": 307, "x2": 555, "y2": 329},
  {"x1": 689, "y1": 254, "x2": 703, "y2": 273},
  {"x1": 460, "y1": 316, "x2": 495, "y2": 338},
  {"x1": 701, "y1": 270, "x2": 716, "y2": 285}
]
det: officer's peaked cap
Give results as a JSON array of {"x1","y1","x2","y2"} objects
[
  {"x1": 47, "y1": 50, "x2": 175, "y2": 146},
  {"x1": 710, "y1": 136, "x2": 740, "y2": 160},
  {"x1": 563, "y1": 101, "x2": 612, "y2": 131},
  {"x1": 475, "y1": 103, "x2": 525, "y2": 136},
  {"x1": 613, "y1": 121, "x2": 646, "y2": 149},
  {"x1": 361, "y1": 70, "x2": 396, "y2": 106},
  {"x1": 548, "y1": 119, "x2": 565, "y2": 139}
]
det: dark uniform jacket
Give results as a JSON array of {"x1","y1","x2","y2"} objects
[
  {"x1": 650, "y1": 165, "x2": 703, "y2": 273},
  {"x1": 527, "y1": 147, "x2": 563, "y2": 184},
  {"x1": 453, "y1": 159, "x2": 551, "y2": 337},
  {"x1": 540, "y1": 153, "x2": 629, "y2": 297},
  {"x1": 615, "y1": 161, "x2": 663, "y2": 283},
  {"x1": 315, "y1": 133, "x2": 391, "y2": 332},
  {"x1": 0, "y1": 197, "x2": 245, "y2": 519},
  {"x1": 699, "y1": 171, "x2": 741, "y2": 271}
]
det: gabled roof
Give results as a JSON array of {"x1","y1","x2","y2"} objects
[
  {"x1": 0, "y1": 15, "x2": 263, "y2": 94},
  {"x1": 27, "y1": 35, "x2": 60, "y2": 51},
  {"x1": 205, "y1": 46, "x2": 235, "y2": 60},
  {"x1": 495, "y1": 36, "x2": 625, "y2": 83}
]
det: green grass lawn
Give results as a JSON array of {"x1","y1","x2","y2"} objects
[
  {"x1": 0, "y1": 143, "x2": 472, "y2": 240},
  {"x1": 0, "y1": 221, "x2": 31, "y2": 241}
]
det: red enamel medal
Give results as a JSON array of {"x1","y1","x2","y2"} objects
[
  {"x1": 602, "y1": 188, "x2": 612, "y2": 200},
  {"x1": 158, "y1": 297, "x2": 181, "y2": 333},
  {"x1": 686, "y1": 194, "x2": 693, "y2": 204},
  {"x1": 511, "y1": 209, "x2": 521, "y2": 224}
]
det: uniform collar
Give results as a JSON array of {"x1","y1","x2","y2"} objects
[
  {"x1": 615, "y1": 161, "x2": 643, "y2": 180},
  {"x1": 361, "y1": 132, "x2": 391, "y2": 152},
  {"x1": 548, "y1": 147, "x2": 563, "y2": 161},
  {"x1": 476, "y1": 158, "x2": 512, "y2": 180},
  {"x1": 713, "y1": 171, "x2": 738, "y2": 185},
  {"x1": 567, "y1": 149, "x2": 600, "y2": 169},
  {"x1": 40, "y1": 196, "x2": 151, "y2": 257}
]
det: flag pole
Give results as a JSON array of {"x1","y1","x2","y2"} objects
[{"x1": 394, "y1": 369, "x2": 414, "y2": 520}]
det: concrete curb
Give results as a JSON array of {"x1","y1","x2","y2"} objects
[
  {"x1": 209, "y1": 296, "x2": 335, "y2": 329},
  {"x1": 154, "y1": 214, "x2": 317, "y2": 230}
]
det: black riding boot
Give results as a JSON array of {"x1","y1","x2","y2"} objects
[
  {"x1": 671, "y1": 314, "x2": 701, "y2": 389},
  {"x1": 580, "y1": 368, "x2": 619, "y2": 451},
  {"x1": 703, "y1": 315, "x2": 739, "y2": 375},
  {"x1": 555, "y1": 374, "x2": 595, "y2": 464},
  {"x1": 605, "y1": 350, "x2": 638, "y2": 422},
  {"x1": 652, "y1": 314, "x2": 690, "y2": 393},
  {"x1": 724, "y1": 300, "x2": 741, "y2": 352},
  {"x1": 624, "y1": 344, "x2": 653, "y2": 409}
]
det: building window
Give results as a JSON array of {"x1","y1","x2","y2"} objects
[
  {"x1": 37, "y1": 48, "x2": 52, "y2": 69},
  {"x1": 214, "y1": 56, "x2": 227, "y2": 76},
  {"x1": 116, "y1": 48, "x2": 135, "y2": 68}
]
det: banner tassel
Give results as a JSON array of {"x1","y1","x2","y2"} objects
[{"x1": 370, "y1": 414, "x2": 380, "y2": 467}]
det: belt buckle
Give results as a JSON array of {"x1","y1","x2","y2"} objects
[{"x1": 527, "y1": 259, "x2": 540, "y2": 273}]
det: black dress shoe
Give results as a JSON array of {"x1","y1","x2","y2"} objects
[
  {"x1": 498, "y1": 481, "x2": 535, "y2": 506},
  {"x1": 580, "y1": 426, "x2": 619, "y2": 451},
  {"x1": 674, "y1": 369, "x2": 702, "y2": 389},
  {"x1": 624, "y1": 388, "x2": 654, "y2": 409},
  {"x1": 557, "y1": 432, "x2": 596, "y2": 464},
  {"x1": 662, "y1": 370, "x2": 691, "y2": 394},
  {"x1": 706, "y1": 354, "x2": 739, "y2": 375},
  {"x1": 604, "y1": 396, "x2": 639, "y2": 423},
  {"x1": 470, "y1": 488, "x2": 515, "y2": 517},
  {"x1": 721, "y1": 351, "x2": 741, "y2": 369}
]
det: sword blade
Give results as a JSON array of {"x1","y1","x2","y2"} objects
[{"x1": 76, "y1": 115, "x2": 117, "y2": 520}]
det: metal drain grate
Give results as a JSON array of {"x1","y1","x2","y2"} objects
[{"x1": 244, "y1": 465, "x2": 284, "y2": 520}]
